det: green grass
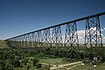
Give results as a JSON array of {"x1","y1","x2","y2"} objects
[
  {"x1": 14, "y1": 63, "x2": 37, "y2": 70},
  {"x1": 39, "y1": 62, "x2": 105, "y2": 70},
  {"x1": 14, "y1": 58, "x2": 50, "y2": 70},
  {"x1": 39, "y1": 57, "x2": 69, "y2": 65},
  {"x1": 0, "y1": 40, "x2": 9, "y2": 48},
  {"x1": 70, "y1": 63, "x2": 105, "y2": 70}
]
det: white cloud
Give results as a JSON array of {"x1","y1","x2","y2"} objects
[
  {"x1": 53, "y1": 27, "x2": 105, "y2": 44},
  {"x1": 102, "y1": 37, "x2": 105, "y2": 44},
  {"x1": 77, "y1": 30, "x2": 85, "y2": 37},
  {"x1": 77, "y1": 27, "x2": 104, "y2": 44},
  {"x1": 90, "y1": 27, "x2": 96, "y2": 31},
  {"x1": 101, "y1": 28, "x2": 105, "y2": 32},
  {"x1": 101, "y1": 34, "x2": 104, "y2": 37},
  {"x1": 77, "y1": 30, "x2": 85, "y2": 44},
  {"x1": 101, "y1": 29, "x2": 104, "y2": 32},
  {"x1": 103, "y1": 37, "x2": 105, "y2": 40}
]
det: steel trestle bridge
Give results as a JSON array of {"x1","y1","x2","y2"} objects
[{"x1": 6, "y1": 12, "x2": 105, "y2": 59}]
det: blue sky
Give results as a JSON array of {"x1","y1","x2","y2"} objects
[{"x1": 0, "y1": 0, "x2": 105, "y2": 41}]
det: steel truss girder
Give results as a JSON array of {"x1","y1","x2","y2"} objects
[
  {"x1": 24, "y1": 34, "x2": 29, "y2": 48},
  {"x1": 31, "y1": 32, "x2": 36, "y2": 47},
  {"x1": 35, "y1": 31, "x2": 43, "y2": 47},
  {"x1": 64, "y1": 22, "x2": 79, "y2": 49},
  {"x1": 85, "y1": 16, "x2": 103, "y2": 58},
  {"x1": 42, "y1": 28, "x2": 51, "y2": 47},
  {"x1": 52, "y1": 26, "x2": 63, "y2": 47},
  {"x1": 6, "y1": 12, "x2": 104, "y2": 52}
]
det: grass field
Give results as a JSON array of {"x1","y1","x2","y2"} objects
[
  {"x1": 70, "y1": 63, "x2": 105, "y2": 70},
  {"x1": 0, "y1": 40, "x2": 105, "y2": 70},
  {"x1": 0, "y1": 40, "x2": 9, "y2": 48},
  {"x1": 38, "y1": 56, "x2": 105, "y2": 70},
  {"x1": 40, "y1": 57, "x2": 69, "y2": 65}
]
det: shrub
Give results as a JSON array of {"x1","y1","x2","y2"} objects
[
  {"x1": 36, "y1": 63, "x2": 42, "y2": 68},
  {"x1": 33, "y1": 58, "x2": 39, "y2": 66}
]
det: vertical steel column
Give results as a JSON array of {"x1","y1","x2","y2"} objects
[
  {"x1": 18, "y1": 36, "x2": 21, "y2": 48},
  {"x1": 36, "y1": 31, "x2": 42, "y2": 47},
  {"x1": 64, "y1": 22, "x2": 79, "y2": 48},
  {"x1": 23, "y1": 35, "x2": 25, "y2": 48},
  {"x1": 25, "y1": 34, "x2": 28, "y2": 48},
  {"x1": 34, "y1": 32, "x2": 37, "y2": 47},
  {"x1": 20, "y1": 36, "x2": 23, "y2": 47},
  {"x1": 52, "y1": 26, "x2": 63, "y2": 47},
  {"x1": 64, "y1": 22, "x2": 79, "y2": 58},
  {"x1": 23, "y1": 35, "x2": 26, "y2": 48},
  {"x1": 31, "y1": 32, "x2": 35, "y2": 47},
  {"x1": 10, "y1": 38, "x2": 15, "y2": 48},
  {"x1": 27, "y1": 34, "x2": 31, "y2": 47},
  {"x1": 14, "y1": 38, "x2": 17, "y2": 48},
  {"x1": 25, "y1": 34, "x2": 29, "y2": 47},
  {"x1": 16, "y1": 37, "x2": 19, "y2": 48},
  {"x1": 85, "y1": 16, "x2": 103, "y2": 59},
  {"x1": 42, "y1": 28, "x2": 51, "y2": 47},
  {"x1": 28, "y1": 33, "x2": 32, "y2": 47}
]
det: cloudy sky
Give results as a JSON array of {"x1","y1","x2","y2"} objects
[{"x1": 0, "y1": 0, "x2": 105, "y2": 43}]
